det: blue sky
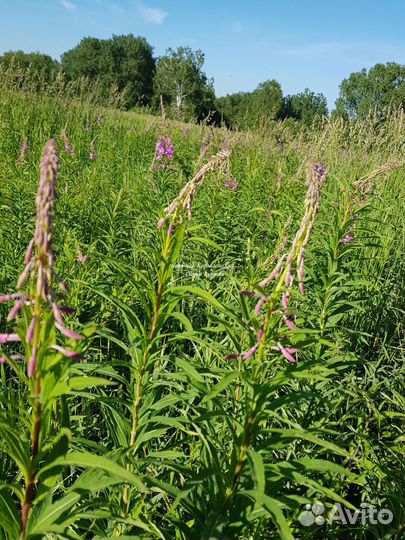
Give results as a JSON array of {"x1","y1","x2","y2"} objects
[{"x1": 0, "y1": 0, "x2": 404, "y2": 109}]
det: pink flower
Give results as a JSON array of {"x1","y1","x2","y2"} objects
[
  {"x1": 243, "y1": 343, "x2": 259, "y2": 360},
  {"x1": 284, "y1": 317, "x2": 296, "y2": 331},
  {"x1": 28, "y1": 346, "x2": 37, "y2": 377},
  {"x1": 157, "y1": 217, "x2": 167, "y2": 229},
  {"x1": 26, "y1": 316, "x2": 36, "y2": 344},
  {"x1": 51, "y1": 345, "x2": 83, "y2": 360},
  {"x1": 0, "y1": 333, "x2": 21, "y2": 344},
  {"x1": 254, "y1": 297, "x2": 266, "y2": 316},
  {"x1": 55, "y1": 323, "x2": 83, "y2": 340},
  {"x1": 272, "y1": 343, "x2": 298, "y2": 364},
  {"x1": 7, "y1": 300, "x2": 23, "y2": 321}
]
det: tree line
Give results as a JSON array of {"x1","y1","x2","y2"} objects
[{"x1": 1, "y1": 34, "x2": 404, "y2": 127}]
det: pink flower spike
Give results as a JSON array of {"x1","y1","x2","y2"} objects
[
  {"x1": 0, "y1": 357, "x2": 6, "y2": 364},
  {"x1": 257, "y1": 327, "x2": 264, "y2": 340},
  {"x1": 157, "y1": 217, "x2": 167, "y2": 229},
  {"x1": 28, "y1": 346, "x2": 37, "y2": 377},
  {"x1": 243, "y1": 343, "x2": 259, "y2": 360},
  {"x1": 51, "y1": 345, "x2": 83, "y2": 359},
  {"x1": 55, "y1": 322, "x2": 83, "y2": 340},
  {"x1": 240, "y1": 291, "x2": 258, "y2": 297},
  {"x1": 0, "y1": 294, "x2": 13, "y2": 303},
  {"x1": 7, "y1": 300, "x2": 23, "y2": 321},
  {"x1": 26, "y1": 316, "x2": 36, "y2": 344},
  {"x1": 282, "y1": 292, "x2": 290, "y2": 311},
  {"x1": 0, "y1": 333, "x2": 21, "y2": 344}
]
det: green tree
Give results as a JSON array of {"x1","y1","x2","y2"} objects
[
  {"x1": 283, "y1": 89, "x2": 328, "y2": 123},
  {"x1": 335, "y1": 62, "x2": 405, "y2": 118},
  {"x1": 153, "y1": 47, "x2": 215, "y2": 121},
  {"x1": 0, "y1": 50, "x2": 60, "y2": 85},
  {"x1": 61, "y1": 34, "x2": 155, "y2": 108},
  {"x1": 249, "y1": 79, "x2": 284, "y2": 125}
]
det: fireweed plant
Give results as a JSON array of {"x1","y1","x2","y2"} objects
[
  {"x1": 111, "y1": 147, "x2": 234, "y2": 534},
  {"x1": 1, "y1": 83, "x2": 405, "y2": 539},
  {"x1": 0, "y1": 140, "x2": 82, "y2": 537},
  {"x1": 0, "y1": 140, "x2": 144, "y2": 539}
]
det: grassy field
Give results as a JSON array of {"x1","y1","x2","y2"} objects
[{"x1": 0, "y1": 89, "x2": 405, "y2": 539}]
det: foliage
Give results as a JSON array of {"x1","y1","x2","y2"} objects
[
  {"x1": 0, "y1": 51, "x2": 60, "y2": 90},
  {"x1": 0, "y1": 82, "x2": 404, "y2": 539},
  {"x1": 335, "y1": 62, "x2": 405, "y2": 119},
  {"x1": 153, "y1": 46, "x2": 216, "y2": 121},
  {"x1": 61, "y1": 34, "x2": 155, "y2": 108},
  {"x1": 283, "y1": 89, "x2": 328, "y2": 123}
]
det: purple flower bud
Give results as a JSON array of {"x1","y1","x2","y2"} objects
[
  {"x1": 17, "y1": 261, "x2": 33, "y2": 289},
  {"x1": 26, "y1": 316, "x2": 36, "y2": 344},
  {"x1": 89, "y1": 152, "x2": 95, "y2": 160},
  {"x1": 254, "y1": 297, "x2": 266, "y2": 316},
  {"x1": 55, "y1": 323, "x2": 83, "y2": 340},
  {"x1": 285, "y1": 269, "x2": 292, "y2": 287},
  {"x1": 28, "y1": 346, "x2": 37, "y2": 377},
  {"x1": 240, "y1": 291, "x2": 258, "y2": 297},
  {"x1": 25, "y1": 239, "x2": 35, "y2": 264},
  {"x1": 0, "y1": 357, "x2": 6, "y2": 364},
  {"x1": 7, "y1": 300, "x2": 23, "y2": 321},
  {"x1": 225, "y1": 353, "x2": 242, "y2": 360},
  {"x1": 272, "y1": 343, "x2": 298, "y2": 364},
  {"x1": 157, "y1": 217, "x2": 167, "y2": 229},
  {"x1": 0, "y1": 333, "x2": 21, "y2": 344},
  {"x1": 243, "y1": 343, "x2": 259, "y2": 360},
  {"x1": 284, "y1": 316, "x2": 296, "y2": 331},
  {"x1": 341, "y1": 233, "x2": 355, "y2": 244},
  {"x1": 51, "y1": 345, "x2": 83, "y2": 359},
  {"x1": 51, "y1": 303, "x2": 65, "y2": 325}
]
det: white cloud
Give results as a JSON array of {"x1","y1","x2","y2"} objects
[
  {"x1": 139, "y1": 5, "x2": 168, "y2": 24},
  {"x1": 61, "y1": 0, "x2": 77, "y2": 9}
]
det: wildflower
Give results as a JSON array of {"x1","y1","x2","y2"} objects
[
  {"x1": 226, "y1": 162, "x2": 327, "y2": 364},
  {"x1": 272, "y1": 343, "x2": 298, "y2": 364},
  {"x1": 157, "y1": 148, "x2": 231, "y2": 230},
  {"x1": 225, "y1": 178, "x2": 238, "y2": 190},
  {"x1": 153, "y1": 135, "x2": 174, "y2": 169},
  {"x1": 0, "y1": 333, "x2": 21, "y2": 344},
  {"x1": 341, "y1": 233, "x2": 355, "y2": 244},
  {"x1": 0, "y1": 139, "x2": 83, "y2": 377}
]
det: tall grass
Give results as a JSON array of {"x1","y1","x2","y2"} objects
[{"x1": 0, "y1": 87, "x2": 404, "y2": 539}]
